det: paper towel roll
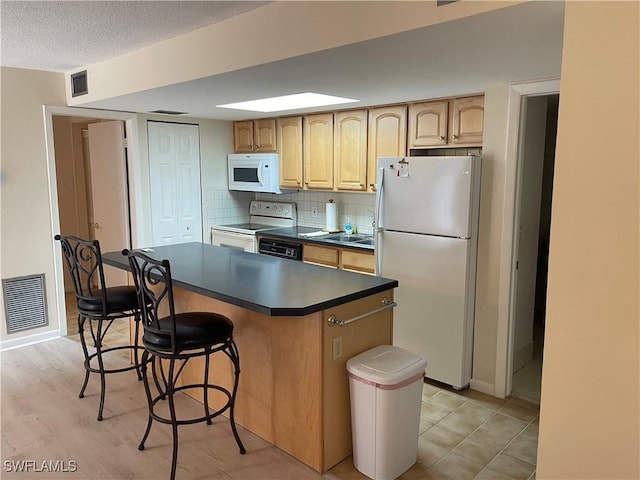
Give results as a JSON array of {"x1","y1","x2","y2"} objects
[{"x1": 325, "y1": 202, "x2": 338, "y2": 232}]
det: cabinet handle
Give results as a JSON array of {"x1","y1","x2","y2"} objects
[
  {"x1": 297, "y1": 180, "x2": 301, "y2": 185},
  {"x1": 438, "y1": 135, "x2": 445, "y2": 141},
  {"x1": 369, "y1": 183, "x2": 377, "y2": 191},
  {"x1": 452, "y1": 134, "x2": 459, "y2": 140}
]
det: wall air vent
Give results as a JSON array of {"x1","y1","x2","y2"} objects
[
  {"x1": 3, "y1": 274, "x2": 48, "y2": 334},
  {"x1": 149, "y1": 110, "x2": 187, "y2": 115},
  {"x1": 71, "y1": 70, "x2": 88, "y2": 97}
]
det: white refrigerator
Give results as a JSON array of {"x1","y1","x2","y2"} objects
[{"x1": 375, "y1": 155, "x2": 481, "y2": 389}]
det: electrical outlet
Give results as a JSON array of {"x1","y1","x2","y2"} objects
[
  {"x1": 311, "y1": 205, "x2": 318, "y2": 218},
  {"x1": 332, "y1": 336, "x2": 343, "y2": 360}
]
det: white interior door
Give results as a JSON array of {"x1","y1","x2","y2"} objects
[
  {"x1": 148, "y1": 121, "x2": 202, "y2": 245},
  {"x1": 87, "y1": 121, "x2": 129, "y2": 286}
]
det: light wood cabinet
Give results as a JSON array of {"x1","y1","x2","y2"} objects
[
  {"x1": 367, "y1": 105, "x2": 407, "y2": 191},
  {"x1": 408, "y1": 100, "x2": 449, "y2": 147},
  {"x1": 303, "y1": 243, "x2": 374, "y2": 275},
  {"x1": 303, "y1": 244, "x2": 339, "y2": 268},
  {"x1": 277, "y1": 116, "x2": 303, "y2": 189},
  {"x1": 233, "y1": 118, "x2": 277, "y2": 152},
  {"x1": 408, "y1": 95, "x2": 484, "y2": 148},
  {"x1": 303, "y1": 113, "x2": 334, "y2": 190},
  {"x1": 340, "y1": 248, "x2": 375, "y2": 274},
  {"x1": 334, "y1": 110, "x2": 367, "y2": 191},
  {"x1": 449, "y1": 96, "x2": 485, "y2": 145}
]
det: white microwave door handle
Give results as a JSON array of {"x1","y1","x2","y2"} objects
[{"x1": 256, "y1": 161, "x2": 265, "y2": 185}]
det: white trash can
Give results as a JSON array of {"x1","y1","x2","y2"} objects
[{"x1": 347, "y1": 345, "x2": 426, "y2": 480}]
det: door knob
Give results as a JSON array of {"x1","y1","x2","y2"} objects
[{"x1": 92, "y1": 222, "x2": 100, "y2": 229}]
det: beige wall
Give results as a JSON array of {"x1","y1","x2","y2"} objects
[
  {"x1": 0, "y1": 67, "x2": 66, "y2": 340},
  {"x1": 66, "y1": 1, "x2": 523, "y2": 105},
  {"x1": 472, "y1": 84, "x2": 511, "y2": 391},
  {"x1": 537, "y1": 2, "x2": 639, "y2": 478}
]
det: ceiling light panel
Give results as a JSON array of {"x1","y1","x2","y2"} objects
[{"x1": 217, "y1": 92, "x2": 359, "y2": 113}]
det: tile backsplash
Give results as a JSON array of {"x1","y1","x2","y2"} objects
[
  {"x1": 257, "y1": 191, "x2": 377, "y2": 234},
  {"x1": 202, "y1": 187, "x2": 253, "y2": 238},
  {"x1": 203, "y1": 188, "x2": 376, "y2": 236}
]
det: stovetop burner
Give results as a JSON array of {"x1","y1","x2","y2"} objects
[
  {"x1": 218, "y1": 223, "x2": 279, "y2": 232},
  {"x1": 211, "y1": 201, "x2": 298, "y2": 236}
]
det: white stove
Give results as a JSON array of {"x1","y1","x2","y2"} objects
[{"x1": 210, "y1": 201, "x2": 297, "y2": 253}]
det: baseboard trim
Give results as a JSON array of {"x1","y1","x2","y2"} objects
[
  {"x1": 470, "y1": 378, "x2": 496, "y2": 397},
  {"x1": 0, "y1": 330, "x2": 62, "y2": 352}
]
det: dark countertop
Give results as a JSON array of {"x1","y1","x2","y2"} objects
[
  {"x1": 103, "y1": 242, "x2": 396, "y2": 317},
  {"x1": 258, "y1": 226, "x2": 375, "y2": 251}
]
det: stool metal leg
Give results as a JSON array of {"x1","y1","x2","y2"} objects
[
  {"x1": 227, "y1": 340, "x2": 246, "y2": 454},
  {"x1": 138, "y1": 350, "x2": 154, "y2": 451},
  {"x1": 95, "y1": 320, "x2": 107, "y2": 421},
  {"x1": 167, "y1": 358, "x2": 179, "y2": 480},
  {"x1": 203, "y1": 348, "x2": 212, "y2": 425},
  {"x1": 132, "y1": 313, "x2": 143, "y2": 381},
  {"x1": 77, "y1": 314, "x2": 91, "y2": 400}
]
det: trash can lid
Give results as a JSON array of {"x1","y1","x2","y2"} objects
[{"x1": 346, "y1": 345, "x2": 426, "y2": 386}]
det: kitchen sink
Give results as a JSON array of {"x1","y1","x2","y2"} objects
[
  {"x1": 324, "y1": 233, "x2": 374, "y2": 246},
  {"x1": 355, "y1": 238, "x2": 375, "y2": 246},
  {"x1": 325, "y1": 233, "x2": 364, "y2": 242}
]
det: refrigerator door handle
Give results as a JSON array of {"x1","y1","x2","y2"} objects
[{"x1": 374, "y1": 166, "x2": 385, "y2": 275}]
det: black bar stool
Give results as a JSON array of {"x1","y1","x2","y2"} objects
[
  {"x1": 125, "y1": 249, "x2": 245, "y2": 480},
  {"x1": 55, "y1": 235, "x2": 145, "y2": 421}
]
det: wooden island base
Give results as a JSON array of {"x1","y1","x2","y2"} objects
[{"x1": 168, "y1": 286, "x2": 393, "y2": 473}]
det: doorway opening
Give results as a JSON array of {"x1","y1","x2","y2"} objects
[
  {"x1": 45, "y1": 107, "x2": 139, "y2": 339},
  {"x1": 52, "y1": 116, "x2": 131, "y2": 342},
  {"x1": 510, "y1": 94, "x2": 559, "y2": 404}
]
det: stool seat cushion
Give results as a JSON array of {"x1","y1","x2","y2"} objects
[
  {"x1": 143, "y1": 312, "x2": 233, "y2": 352},
  {"x1": 78, "y1": 286, "x2": 139, "y2": 314}
]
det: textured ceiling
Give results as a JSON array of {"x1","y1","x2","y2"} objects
[{"x1": 0, "y1": 1, "x2": 269, "y2": 72}]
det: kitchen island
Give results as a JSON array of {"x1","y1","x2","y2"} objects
[{"x1": 103, "y1": 242, "x2": 398, "y2": 473}]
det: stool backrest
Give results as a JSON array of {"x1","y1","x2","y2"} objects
[
  {"x1": 55, "y1": 234, "x2": 109, "y2": 316},
  {"x1": 125, "y1": 250, "x2": 178, "y2": 354}
]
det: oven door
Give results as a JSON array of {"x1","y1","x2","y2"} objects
[{"x1": 211, "y1": 229, "x2": 256, "y2": 253}]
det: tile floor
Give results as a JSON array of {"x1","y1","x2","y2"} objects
[{"x1": 64, "y1": 293, "x2": 539, "y2": 480}]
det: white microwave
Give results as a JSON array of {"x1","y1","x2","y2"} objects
[{"x1": 227, "y1": 153, "x2": 282, "y2": 194}]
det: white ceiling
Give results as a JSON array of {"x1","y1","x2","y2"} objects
[{"x1": 0, "y1": 1, "x2": 565, "y2": 121}]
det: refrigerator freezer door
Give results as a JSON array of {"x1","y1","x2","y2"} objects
[
  {"x1": 378, "y1": 156, "x2": 478, "y2": 238},
  {"x1": 381, "y1": 230, "x2": 475, "y2": 389}
]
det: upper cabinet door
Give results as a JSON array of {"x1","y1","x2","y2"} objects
[
  {"x1": 408, "y1": 100, "x2": 449, "y2": 148},
  {"x1": 367, "y1": 105, "x2": 407, "y2": 191},
  {"x1": 254, "y1": 118, "x2": 277, "y2": 152},
  {"x1": 233, "y1": 121, "x2": 255, "y2": 152},
  {"x1": 334, "y1": 110, "x2": 367, "y2": 191},
  {"x1": 233, "y1": 119, "x2": 277, "y2": 152},
  {"x1": 449, "y1": 96, "x2": 485, "y2": 145},
  {"x1": 304, "y1": 113, "x2": 334, "y2": 190},
  {"x1": 278, "y1": 116, "x2": 303, "y2": 189}
]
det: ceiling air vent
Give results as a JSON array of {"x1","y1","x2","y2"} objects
[
  {"x1": 149, "y1": 110, "x2": 187, "y2": 115},
  {"x1": 3, "y1": 274, "x2": 48, "y2": 334},
  {"x1": 437, "y1": 0, "x2": 459, "y2": 5},
  {"x1": 71, "y1": 70, "x2": 88, "y2": 97}
]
